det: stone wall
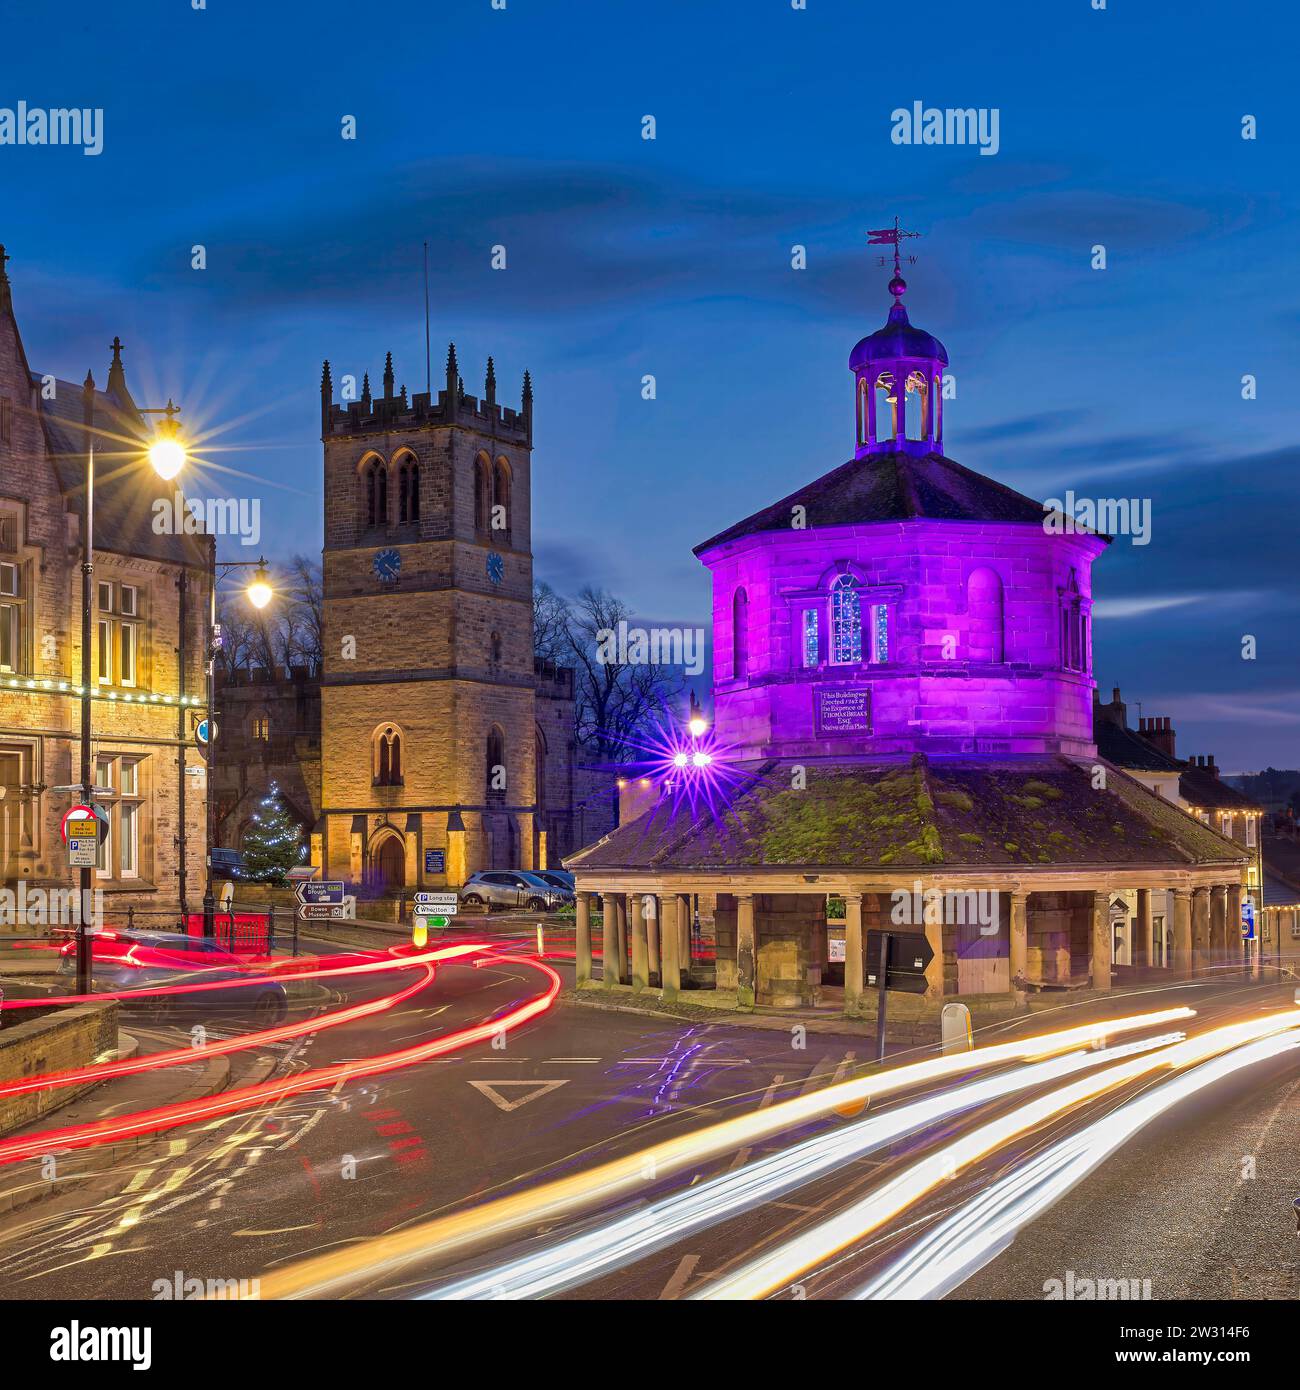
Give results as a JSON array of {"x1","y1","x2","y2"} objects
[{"x1": 0, "y1": 1000, "x2": 119, "y2": 1135}]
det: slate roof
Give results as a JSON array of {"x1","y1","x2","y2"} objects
[
  {"x1": 35, "y1": 374, "x2": 207, "y2": 567},
  {"x1": 1263, "y1": 832, "x2": 1300, "y2": 887},
  {"x1": 1262, "y1": 872, "x2": 1300, "y2": 909},
  {"x1": 1094, "y1": 719, "x2": 1183, "y2": 773},
  {"x1": 1178, "y1": 765, "x2": 1264, "y2": 814},
  {"x1": 693, "y1": 449, "x2": 1095, "y2": 554},
  {"x1": 569, "y1": 755, "x2": 1247, "y2": 874}
]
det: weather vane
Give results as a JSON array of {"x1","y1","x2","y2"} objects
[{"x1": 868, "y1": 217, "x2": 922, "y2": 277}]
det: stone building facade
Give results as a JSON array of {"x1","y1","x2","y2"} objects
[
  {"x1": 570, "y1": 254, "x2": 1252, "y2": 1017},
  {"x1": 0, "y1": 246, "x2": 210, "y2": 927}
]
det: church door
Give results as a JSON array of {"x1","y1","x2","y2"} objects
[{"x1": 374, "y1": 836, "x2": 405, "y2": 892}]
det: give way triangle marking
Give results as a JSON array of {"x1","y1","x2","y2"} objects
[{"x1": 468, "y1": 1080, "x2": 570, "y2": 1113}]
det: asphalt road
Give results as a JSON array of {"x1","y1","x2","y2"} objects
[{"x1": 1, "y1": 932, "x2": 1296, "y2": 1303}]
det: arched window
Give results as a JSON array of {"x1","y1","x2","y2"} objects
[
  {"x1": 364, "y1": 458, "x2": 387, "y2": 528},
  {"x1": 732, "y1": 587, "x2": 749, "y2": 679},
  {"x1": 474, "y1": 454, "x2": 491, "y2": 533},
  {"x1": 250, "y1": 710, "x2": 270, "y2": 741},
  {"x1": 493, "y1": 458, "x2": 511, "y2": 536},
  {"x1": 397, "y1": 456, "x2": 420, "y2": 523},
  {"x1": 489, "y1": 630, "x2": 503, "y2": 664},
  {"x1": 830, "y1": 574, "x2": 862, "y2": 665},
  {"x1": 486, "y1": 726, "x2": 505, "y2": 802},
  {"x1": 1059, "y1": 570, "x2": 1087, "y2": 674},
  {"x1": 966, "y1": 567, "x2": 1004, "y2": 663},
  {"x1": 535, "y1": 726, "x2": 548, "y2": 811},
  {"x1": 374, "y1": 725, "x2": 402, "y2": 786}
]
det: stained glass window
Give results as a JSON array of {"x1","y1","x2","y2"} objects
[
  {"x1": 802, "y1": 609, "x2": 819, "y2": 667},
  {"x1": 871, "y1": 603, "x2": 889, "y2": 663},
  {"x1": 830, "y1": 575, "x2": 861, "y2": 665}
]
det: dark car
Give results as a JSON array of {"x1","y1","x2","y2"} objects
[
  {"x1": 532, "y1": 870, "x2": 575, "y2": 901},
  {"x1": 58, "y1": 929, "x2": 288, "y2": 1022}
]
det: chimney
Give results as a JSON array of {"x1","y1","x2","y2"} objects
[
  {"x1": 1094, "y1": 684, "x2": 1126, "y2": 729},
  {"x1": 1140, "y1": 714, "x2": 1176, "y2": 760}
]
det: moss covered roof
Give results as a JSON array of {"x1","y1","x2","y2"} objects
[{"x1": 569, "y1": 754, "x2": 1248, "y2": 874}]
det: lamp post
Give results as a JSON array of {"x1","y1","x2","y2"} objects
[
  {"x1": 75, "y1": 405, "x2": 190, "y2": 995},
  {"x1": 201, "y1": 557, "x2": 275, "y2": 938}
]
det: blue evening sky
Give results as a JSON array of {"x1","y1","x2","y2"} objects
[{"x1": 2, "y1": 0, "x2": 1296, "y2": 770}]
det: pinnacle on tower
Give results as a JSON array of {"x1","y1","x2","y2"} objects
[
  {"x1": 0, "y1": 244, "x2": 11, "y2": 314},
  {"x1": 361, "y1": 371, "x2": 371, "y2": 408},
  {"x1": 383, "y1": 350, "x2": 394, "y2": 399},
  {"x1": 522, "y1": 368, "x2": 532, "y2": 404},
  {"x1": 446, "y1": 341, "x2": 458, "y2": 382},
  {"x1": 485, "y1": 355, "x2": 496, "y2": 405},
  {"x1": 321, "y1": 360, "x2": 333, "y2": 432}
]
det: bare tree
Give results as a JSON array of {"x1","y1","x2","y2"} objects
[
  {"x1": 535, "y1": 582, "x2": 685, "y2": 764},
  {"x1": 285, "y1": 553, "x2": 323, "y2": 673}
]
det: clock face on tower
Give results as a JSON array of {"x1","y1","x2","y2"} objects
[
  {"x1": 373, "y1": 548, "x2": 401, "y2": 585},
  {"x1": 486, "y1": 551, "x2": 505, "y2": 586}
]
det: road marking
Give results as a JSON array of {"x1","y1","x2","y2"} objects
[
  {"x1": 659, "y1": 1253, "x2": 700, "y2": 1300},
  {"x1": 544, "y1": 1057, "x2": 601, "y2": 1064},
  {"x1": 728, "y1": 1075, "x2": 785, "y2": 1171},
  {"x1": 468, "y1": 1080, "x2": 570, "y2": 1113}
]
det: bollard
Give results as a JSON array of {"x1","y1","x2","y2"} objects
[
  {"x1": 536, "y1": 923, "x2": 546, "y2": 958},
  {"x1": 940, "y1": 1002, "x2": 973, "y2": 1055}
]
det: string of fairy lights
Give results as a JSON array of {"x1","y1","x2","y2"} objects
[{"x1": 2, "y1": 675, "x2": 205, "y2": 706}]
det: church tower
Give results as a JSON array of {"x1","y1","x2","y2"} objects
[{"x1": 317, "y1": 345, "x2": 538, "y2": 889}]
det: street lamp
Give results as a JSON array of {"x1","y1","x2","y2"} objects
[
  {"x1": 74, "y1": 409, "x2": 189, "y2": 995},
  {"x1": 245, "y1": 561, "x2": 273, "y2": 610}
]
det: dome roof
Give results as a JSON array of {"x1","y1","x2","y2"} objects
[{"x1": 850, "y1": 301, "x2": 948, "y2": 371}]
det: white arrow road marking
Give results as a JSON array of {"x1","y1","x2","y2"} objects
[{"x1": 468, "y1": 1080, "x2": 570, "y2": 1113}]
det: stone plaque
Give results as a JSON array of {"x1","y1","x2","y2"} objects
[{"x1": 816, "y1": 685, "x2": 872, "y2": 735}]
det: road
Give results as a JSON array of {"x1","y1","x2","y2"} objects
[{"x1": 0, "y1": 925, "x2": 1297, "y2": 1303}]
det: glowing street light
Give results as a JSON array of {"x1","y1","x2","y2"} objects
[
  {"x1": 245, "y1": 561, "x2": 274, "y2": 610},
  {"x1": 146, "y1": 400, "x2": 187, "y2": 480}
]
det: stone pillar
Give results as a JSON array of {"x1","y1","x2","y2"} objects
[
  {"x1": 1134, "y1": 888, "x2": 1152, "y2": 969},
  {"x1": 646, "y1": 894, "x2": 661, "y2": 982},
  {"x1": 843, "y1": 892, "x2": 864, "y2": 1014},
  {"x1": 1009, "y1": 890, "x2": 1028, "y2": 989},
  {"x1": 1211, "y1": 884, "x2": 1228, "y2": 965},
  {"x1": 630, "y1": 893, "x2": 649, "y2": 991},
  {"x1": 736, "y1": 893, "x2": 756, "y2": 1010},
  {"x1": 1090, "y1": 889, "x2": 1111, "y2": 991},
  {"x1": 1172, "y1": 888, "x2": 1193, "y2": 976},
  {"x1": 1226, "y1": 881, "x2": 1243, "y2": 974},
  {"x1": 660, "y1": 892, "x2": 681, "y2": 1000},
  {"x1": 678, "y1": 893, "x2": 693, "y2": 975},
  {"x1": 601, "y1": 893, "x2": 618, "y2": 988},
  {"x1": 920, "y1": 884, "x2": 945, "y2": 998},
  {"x1": 575, "y1": 891, "x2": 593, "y2": 986},
  {"x1": 614, "y1": 894, "x2": 629, "y2": 984},
  {"x1": 1192, "y1": 885, "x2": 1211, "y2": 976}
]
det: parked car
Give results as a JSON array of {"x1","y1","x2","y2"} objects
[
  {"x1": 57, "y1": 929, "x2": 288, "y2": 1021},
  {"x1": 458, "y1": 871, "x2": 564, "y2": 912},
  {"x1": 531, "y1": 870, "x2": 576, "y2": 901}
]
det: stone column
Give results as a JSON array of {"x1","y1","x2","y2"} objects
[
  {"x1": 1009, "y1": 890, "x2": 1029, "y2": 989},
  {"x1": 660, "y1": 892, "x2": 681, "y2": 1000},
  {"x1": 630, "y1": 893, "x2": 649, "y2": 991},
  {"x1": 1134, "y1": 888, "x2": 1152, "y2": 969},
  {"x1": 736, "y1": 893, "x2": 756, "y2": 1011},
  {"x1": 843, "y1": 892, "x2": 864, "y2": 1014},
  {"x1": 1226, "y1": 882, "x2": 1243, "y2": 974},
  {"x1": 678, "y1": 893, "x2": 693, "y2": 975},
  {"x1": 601, "y1": 892, "x2": 618, "y2": 988},
  {"x1": 575, "y1": 891, "x2": 593, "y2": 987},
  {"x1": 1192, "y1": 885, "x2": 1211, "y2": 976},
  {"x1": 646, "y1": 894, "x2": 661, "y2": 982},
  {"x1": 1211, "y1": 884, "x2": 1229, "y2": 964},
  {"x1": 1171, "y1": 888, "x2": 1193, "y2": 976},
  {"x1": 1090, "y1": 890, "x2": 1111, "y2": 991},
  {"x1": 614, "y1": 894, "x2": 629, "y2": 984},
  {"x1": 920, "y1": 884, "x2": 945, "y2": 998}
]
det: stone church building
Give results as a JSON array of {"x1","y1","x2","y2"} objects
[
  {"x1": 0, "y1": 245, "x2": 211, "y2": 922},
  {"x1": 214, "y1": 344, "x2": 613, "y2": 892},
  {"x1": 570, "y1": 254, "x2": 1252, "y2": 1016}
]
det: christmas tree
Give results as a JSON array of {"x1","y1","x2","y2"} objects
[{"x1": 238, "y1": 783, "x2": 305, "y2": 884}]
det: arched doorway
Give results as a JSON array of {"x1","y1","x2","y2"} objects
[{"x1": 372, "y1": 835, "x2": 405, "y2": 892}]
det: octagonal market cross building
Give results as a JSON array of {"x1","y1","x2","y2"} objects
[{"x1": 569, "y1": 265, "x2": 1249, "y2": 1022}]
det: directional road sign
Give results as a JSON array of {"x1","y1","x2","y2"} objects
[{"x1": 296, "y1": 880, "x2": 345, "y2": 907}]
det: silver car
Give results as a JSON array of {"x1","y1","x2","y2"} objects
[{"x1": 459, "y1": 870, "x2": 558, "y2": 912}]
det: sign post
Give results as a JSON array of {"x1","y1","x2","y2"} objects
[
  {"x1": 865, "y1": 929, "x2": 935, "y2": 1064},
  {"x1": 413, "y1": 891, "x2": 457, "y2": 935}
]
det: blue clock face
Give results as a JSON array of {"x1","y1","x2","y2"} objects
[
  {"x1": 486, "y1": 551, "x2": 505, "y2": 585},
  {"x1": 373, "y1": 548, "x2": 401, "y2": 584}
]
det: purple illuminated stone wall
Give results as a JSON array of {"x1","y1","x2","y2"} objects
[{"x1": 700, "y1": 518, "x2": 1105, "y2": 761}]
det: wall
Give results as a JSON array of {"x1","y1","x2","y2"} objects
[{"x1": 0, "y1": 999, "x2": 119, "y2": 1135}]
